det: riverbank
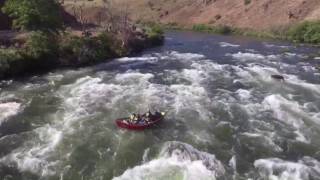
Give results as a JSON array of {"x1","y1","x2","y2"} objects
[
  {"x1": 0, "y1": 26, "x2": 164, "y2": 79},
  {"x1": 162, "y1": 21, "x2": 320, "y2": 45}
]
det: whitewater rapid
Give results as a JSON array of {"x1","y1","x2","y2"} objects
[{"x1": 0, "y1": 32, "x2": 320, "y2": 180}]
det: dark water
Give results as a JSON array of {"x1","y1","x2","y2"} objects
[{"x1": 0, "y1": 31, "x2": 320, "y2": 180}]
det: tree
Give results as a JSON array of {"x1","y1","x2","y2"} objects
[
  {"x1": 2, "y1": 0, "x2": 63, "y2": 32},
  {"x1": 71, "y1": 2, "x2": 90, "y2": 35}
]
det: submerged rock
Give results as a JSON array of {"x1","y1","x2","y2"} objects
[{"x1": 271, "y1": 74, "x2": 285, "y2": 81}]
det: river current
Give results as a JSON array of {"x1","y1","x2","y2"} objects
[{"x1": 0, "y1": 31, "x2": 320, "y2": 180}]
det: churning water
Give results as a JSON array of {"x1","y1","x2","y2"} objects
[{"x1": 0, "y1": 31, "x2": 320, "y2": 180}]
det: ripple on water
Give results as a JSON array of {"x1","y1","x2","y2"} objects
[
  {"x1": 254, "y1": 157, "x2": 320, "y2": 180},
  {"x1": 0, "y1": 43, "x2": 319, "y2": 180},
  {"x1": 0, "y1": 102, "x2": 22, "y2": 126},
  {"x1": 113, "y1": 141, "x2": 225, "y2": 180}
]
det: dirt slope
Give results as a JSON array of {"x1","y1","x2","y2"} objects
[
  {"x1": 64, "y1": 0, "x2": 320, "y2": 31},
  {"x1": 127, "y1": 0, "x2": 320, "y2": 30}
]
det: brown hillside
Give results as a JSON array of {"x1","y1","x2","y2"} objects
[{"x1": 64, "y1": 0, "x2": 320, "y2": 31}]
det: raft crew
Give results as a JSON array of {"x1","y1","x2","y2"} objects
[{"x1": 128, "y1": 111, "x2": 165, "y2": 124}]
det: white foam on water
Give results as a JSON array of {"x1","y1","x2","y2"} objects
[
  {"x1": 263, "y1": 43, "x2": 290, "y2": 49},
  {"x1": 254, "y1": 157, "x2": 320, "y2": 180},
  {"x1": 246, "y1": 49, "x2": 259, "y2": 53},
  {"x1": 233, "y1": 63, "x2": 320, "y2": 98},
  {"x1": 116, "y1": 56, "x2": 158, "y2": 63},
  {"x1": 228, "y1": 52, "x2": 279, "y2": 62},
  {"x1": 294, "y1": 130, "x2": 310, "y2": 143},
  {"x1": 113, "y1": 142, "x2": 225, "y2": 180},
  {"x1": 232, "y1": 64, "x2": 285, "y2": 86},
  {"x1": 0, "y1": 80, "x2": 13, "y2": 86},
  {"x1": 170, "y1": 84, "x2": 212, "y2": 120},
  {"x1": 262, "y1": 94, "x2": 318, "y2": 128},
  {"x1": 180, "y1": 68, "x2": 207, "y2": 85},
  {"x1": 168, "y1": 51, "x2": 206, "y2": 61},
  {"x1": 0, "y1": 102, "x2": 22, "y2": 125},
  {"x1": 45, "y1": 73, "x2": 64, "y2": 82},
  {"x1": 191, "y1": 60, "x2": 230, "y2": 78},
  {"x1": 115, "y1": 72, "x2": 154, "y2": 85},
  {"x1": 219, "y1": 42, "x2": 240, "y2": 48},
  {"x1": 1, "y1": 125, "x2": 62, "y2": 176},
  {"x1": 235, "y1": 89, "x2": 251, "y2": 101},
  {"x1": 229, "y1": 156, "x2": 236, "y2": 171},
  {"x1": 285, "y1": 74, "x2": 320, "y2": 95},
  {"x1": 284, "y1": 52, "x2": 297, "y2": 57},
  {"x1": 301, "y1": 65, "x2": 317, "y2": 72},
  {"x1": 0, "y1": 76, "x2": 127, "y2": 176},
  {"x1": 261, "y1": 94, "x2": 320, "y2": 143},
  {"x1": 241, "y1": 132, "x2": 283, "y2": 152}
]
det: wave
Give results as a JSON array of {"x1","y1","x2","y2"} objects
[
  {"x1": 0, "y1": 102, "x2": 22, "y2": 126},
  {"x1": 113, "y1": 141, "x2": 225, "y2": 180},
  {"x1": 254, "y1": 156, "x2": 320, "y2": 180}
]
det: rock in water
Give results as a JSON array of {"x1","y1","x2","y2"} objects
[{"x1": 271, "y1": 74, "x2": 285, "y2": 81}]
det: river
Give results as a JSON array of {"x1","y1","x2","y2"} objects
[{"x1": 0, "y1": 31, "x2": 320, "y2": 180}]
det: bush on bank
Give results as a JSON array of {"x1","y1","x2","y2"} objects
[
  {"x1": 2, "y1": 0, "x2": 63, "y2": 31},
  {"x1": 192, "y1": 24, "x2": 232, "y2": 35},
  {"x1": 0, "y1": 25, "x2": 165, "y2": 79},
  {"x1": 59, "y1": 32, "x2": 117, "y2": 66},
  {"x1": 0, "y1": 31, "x2": 60, "y2": 78},
  {"x1": 0, "y1": 48, "x2": 23, "y2": 77},
  {"x1": 287, "y1": 21, "x2": 320, "y2": 44},
  {"x1": 190, "y1": 22, "x2": 320, "y2": 45},
  {"x1": 0, "y1": 32, "x2": 119, "y2": 78},
  {"x1": 145, "y1": 24, "x2": 164, "y2": 44}
]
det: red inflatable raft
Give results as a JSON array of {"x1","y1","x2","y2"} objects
[{"x1": 116, "y1": 113, "x2": 165, "y2": 130}]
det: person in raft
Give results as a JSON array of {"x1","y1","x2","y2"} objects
[{"x1": 129, "y1": 110, "x2": 165, "y2": 124}]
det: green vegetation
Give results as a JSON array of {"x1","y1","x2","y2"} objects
[
  {"x1": 192, "y1": 24, "x2": 232, "y2": 35},
  {"x1": 0, "y1": 31, "x2": 61, "y2": 78},
  {"x1": 0, "y1": 27, "x2": 164, "y2": 78},
  {"x1": 59, "y1": 32, "x2": 118, "y2": 66},
  {"x1": 191, "y1": 24, "x2": 279, "y2": 39},
  {"x1": 287, "y1": 21, "x2": 320, "y2": 44},
  {"x1": 2, "y1": 0, "x2": 63, "y2": 31},
  {"x1": 0, "y1": 48, "x2": 24, "y2": 77},
  {"x1": 189, "y1": 21, "x2": 320, "y2": 46},
  {"x1": 0, "y1": 0, "x2": 164, "y2": 79},
  {"x1": 25, "y1": 31, "x2": 59, "y2": 60},
  {"x1": 145, "y1": 24, "x2": 165, "y2": 45},
  {"x1": 233, "y1": 28, "x2": 280, "y2": 39},
  {"x1": 244, "y1": 0, "x2": 251, "y2": 5},
  {"x1": 163, "y1": 22, "x2": 181, "y2": 30}
]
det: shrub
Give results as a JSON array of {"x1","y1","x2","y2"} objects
[
  {"x1": 59, "y1": 35, "x2": 94, "y2": 66},
  {"x1": 59, "y1": 32, "x2": 115, "y2": 66},
  {"x1": 24, "y1": 31, "x2": 59, "y2": 59},
  {"x1": 0, "y1": 49, "x2": 24, "y2": 78},
  {"x1": 192, "y1": 24, "x2": 213, "y2": 32},
  {"x1": 244, "y1": 0, "x2": 251, "y2": 5},
  {"x1": 2, "y1": 0, "x2": 63, "y2": 31},
  {"x1": 193, "y1": 24, "x2": 233, "y2": 35},
  {"x1": 145, "y1": 24, "x2": 164, "y2": 45},
  {"x1": 94, "y1": 33, "x2": 115, "y2": 59},
  {"x1": 0, "y1": 31, "x2": 60, "y2": 78},
  {"x1": 287, "y1": 21, "x2": 320, "y2": 43},
  {"x1": 214, "y1": 25, "x2": 233, "y2": 35}
]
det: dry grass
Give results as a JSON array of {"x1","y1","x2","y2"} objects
[{"x1": 62, "y1": 0, "x2": 320, "y2": 31}]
